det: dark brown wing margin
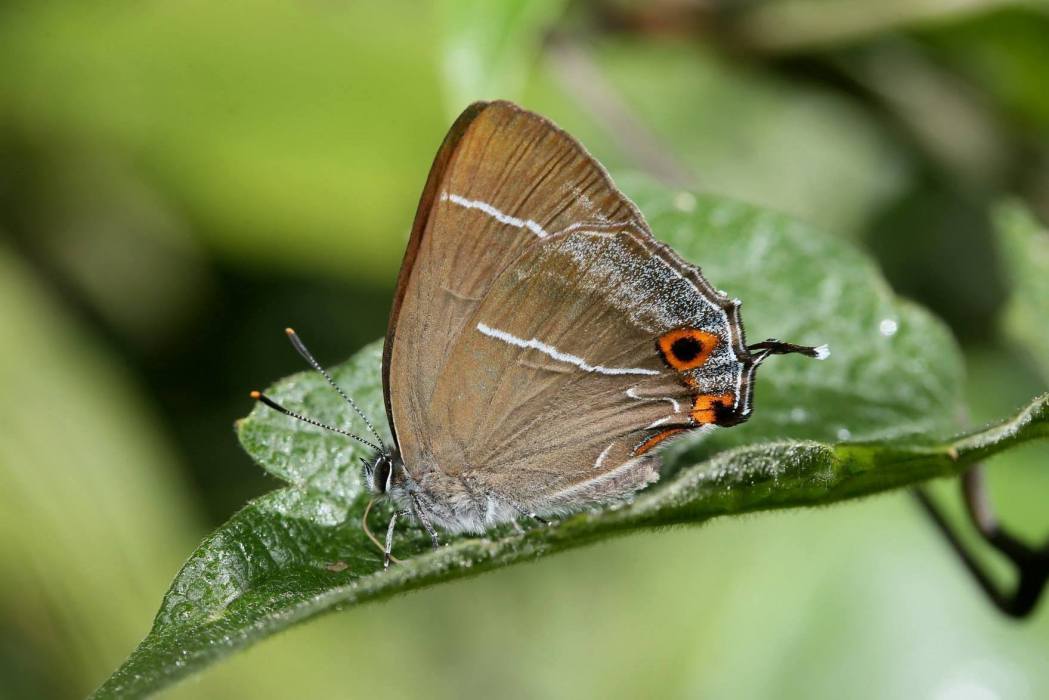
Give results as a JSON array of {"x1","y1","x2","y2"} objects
[{"x1": 381, "y1": 101, "x2": 491, "y2": 443}]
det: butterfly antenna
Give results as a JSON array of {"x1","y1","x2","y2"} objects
[
  {"x1": 250, "y1": 390, "x2": 383, "y2": 453},
  {"x1": 284, "y1": 327, "x2": 387, "y2": 457}
]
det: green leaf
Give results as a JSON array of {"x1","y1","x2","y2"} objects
[
  {"x1": 95, "y1": 189, "x2": 1047, "y2": 698},
  {"x1": 994, "y1": 200, "x2": 1049, "y2": 382}
]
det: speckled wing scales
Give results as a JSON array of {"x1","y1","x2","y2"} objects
[{"x1": 427, "y1": 223, "x2": 748, "y2": 513}]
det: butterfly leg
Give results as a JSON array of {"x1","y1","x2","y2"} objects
[
  {"x1": 914, "y1": 464, "x2": 1049, "y2": 618},
  {"x1": 410, "y1": 494, "x2": 441, "y2": 551},
  {"x1": 383, "y1": 511, "x2": 401, "y2": 570}
]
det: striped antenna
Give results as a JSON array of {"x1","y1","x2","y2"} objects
[
  {"x1": 284, "y1": 327, "x2": 387, "y2": 457},
  {"x1": 250, "y1": 391, "x2": 383, "y2": 453}
]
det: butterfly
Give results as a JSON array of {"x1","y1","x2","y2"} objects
[{"x1": 253, "y1": 100, "x2": 825, "y2": 566}]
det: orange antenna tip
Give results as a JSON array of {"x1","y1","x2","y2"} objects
[
  {"x1": 285, "y1": 327, "x2": 296, "y2": 336},
  {"x1": 250, "y1": 390, "x2": 262, "y2": 400}
]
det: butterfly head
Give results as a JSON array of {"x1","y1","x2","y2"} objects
[{"x1": 362, "y1": 450, "x2": 402, "y2": 496}]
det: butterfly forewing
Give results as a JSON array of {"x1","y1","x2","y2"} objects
[{"x1": 385, "y1": 101, "x2": 648, "y2": 468}]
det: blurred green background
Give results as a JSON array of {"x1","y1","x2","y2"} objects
[{"x1": 2, "y1": 0, "x2": 1048, "y2": 697}]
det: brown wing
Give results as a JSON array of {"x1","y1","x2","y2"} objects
[
  {"x1": 425, "y1": 224, "x2": 749, "y2": 513},
  {"x1": 384, "y1": 101, "x2": 648, "y2": 468}
]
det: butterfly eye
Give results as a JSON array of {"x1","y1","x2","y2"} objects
[
  {"x1": 658, "y1": 328, "x2": 718, "y2": 371},
  {"x1": 366, "y1": 456, "x2": 394, "y2": 495}
]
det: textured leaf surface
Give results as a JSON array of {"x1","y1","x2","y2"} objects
[{"x1": 96, "y1": 189, "x2": 1049, "y2": 698}]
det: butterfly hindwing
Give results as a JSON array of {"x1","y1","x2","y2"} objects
[{"x1": 425, "y1": 224, "x2": 746, "y2": 512}]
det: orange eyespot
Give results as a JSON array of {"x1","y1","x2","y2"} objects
[
  {"x1": 634, "y1": 428, "x2": 686, "y2": 455},
  {"x1": 691, "y1": 392, "x2": 735, "y2": 425},
  {"x1": 657, "y1": 328, "x2": 718, "y2": 371}
]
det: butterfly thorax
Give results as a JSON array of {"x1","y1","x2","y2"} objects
[{"x1": 363, "y1": 448, "x2": 532, "y2": 535}]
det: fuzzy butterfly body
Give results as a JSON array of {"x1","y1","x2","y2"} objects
[
  {"x1": 255, "y1": 100, "x2": 823, "y2": 563},
  {"x1": 375, "y1": 101, "x2": 822, "y2": 542}
]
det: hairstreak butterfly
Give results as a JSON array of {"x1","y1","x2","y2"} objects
[{"x1": 253, "y1": 100, "x2": 826, "y2": 566}]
